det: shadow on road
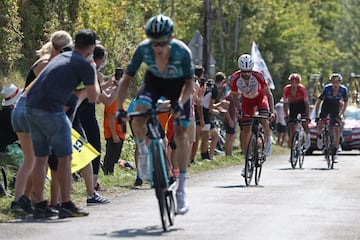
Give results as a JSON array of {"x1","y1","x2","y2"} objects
[
  {"x1": 107, "y1": 225, "x2": 181, "y2": 237},
  {"x1": 308, "y1": 167, "x2": 339, "y2": 171},
  {"x1": 277, "y1": 167, "x2": 305, "y2": 170},
  {"x1": 214, "y1": 184, "x2": 264, "y2": 188}
]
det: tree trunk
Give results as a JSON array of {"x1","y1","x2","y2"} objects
[
  {"x1": 203, "y1": 0, "x2": 211, "y2": 78},
  {"x1": 217, "y1": 0, "x2": 225, "y2": 70}
]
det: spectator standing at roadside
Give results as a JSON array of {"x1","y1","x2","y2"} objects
[
  {"x1": 274, "y1": 98, "x2": 287, "y2": 147},
  {"x1": 102, "y1": 71, "x2": 126, "y2": 175},
  {"x1": 0, "y1": 84, "x2": 21, "y2": 152},
  {"x1": 25, "y1": 29, "x2": 100, "y2": 218},
  {"x1": 10, "y1": 31, "x2": 73, "y2": 215},
  {"x1": 189, "y1": 65, "x2": 205, "y2": 164}
]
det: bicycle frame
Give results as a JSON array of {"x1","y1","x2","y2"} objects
[
  {"x1": 320, "y1": 118, "x2": 335, "y2": 169},
  {"x1": 243, "y1": 114, "x2": 268, "y2": 186},
  {"x1": 290, "y1": 115, "x2": 307, "y2": 169},
  {"x1": 128, "y1": 104, "x2": 176, "y2": 231}
]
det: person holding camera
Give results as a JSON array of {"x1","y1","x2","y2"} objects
[
  {"x1": 116, "y1": 14, "x2": 194, "y2": 214},
  {"x1": 102, "y1": 67, "x2": 128, "y2": 175}
]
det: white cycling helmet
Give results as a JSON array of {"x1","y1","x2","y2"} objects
[
  {"x1": 238, "y1": 54, "x2": 254, "y2": 71},
  {"x1": 329, "y1": 73, "x2": 342, "y2": 82}
]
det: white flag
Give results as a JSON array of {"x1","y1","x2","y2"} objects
[{"x1": 251, "y1": 41, "x2": 275, "y2": 89}]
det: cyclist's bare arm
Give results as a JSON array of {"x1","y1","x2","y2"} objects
[
  {"x1": 340, "y1": 101, "x2": 348, "y2": 118},
  {"x1": 304, "y1": 99, "x2": 310, "y2": 119},
  {"x1": 231, "y1": 91, "x2": 241, "y2": 110},
  {"x1": 117, "y1": 72, "x2": 134, "y2": 109},
  {"x1": 178, "y1": 77, "x2": 194, "y2": 106},
  {"x1": 263, "y1": 87, "x2": 274, "y2": 115},
  {"x1": 314, "y1": 98, "x2": 322, "y2": 117}
]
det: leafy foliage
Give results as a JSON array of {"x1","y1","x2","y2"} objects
[{"x1": 0, "y1": 0, "x2": 359, "y2": 100}]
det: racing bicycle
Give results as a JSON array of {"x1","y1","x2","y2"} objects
[
  {"x1": 289, "y1": 114, "x2": 308, "y2": 169},
  {"x1": 128, "y1": 100, "x2": 176, "y2": 231},
  {"x1": 242, "y1": 114, "x2": 269, "y2": 186},
  {"x1": 318, "y1": 118, "x2": 335, "y2": 169}
]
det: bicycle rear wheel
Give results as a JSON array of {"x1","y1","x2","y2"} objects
[
  {"x1": 150, "y1": 141, "x2": 169, "y2": 231},
  {"x1": 298, "y1": 143, "x2": 305, "y2": 169},
  {"x1": 290, "y1": 131, "x2": 299, "y2": 169},
  {"x1": 255, "y1": 134, "x2": 264, "y2": 185},
  {"x1": 330, "y1": 135, "x2": 335, "y2": 169},
  {"x1": 244, "y1": 134, "x2": 256, "y2": 186}
]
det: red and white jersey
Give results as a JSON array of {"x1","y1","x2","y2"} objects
[
  {"x1": 282, "y1": 84, "x2": 308, "y2": 103},
  {"x1": 230, "y1": 70, "x2": 268, "y2": 99}
]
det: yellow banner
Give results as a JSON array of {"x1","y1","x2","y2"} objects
[{"x1": 47, "y1": 128, "x2": 100, "y2": 179}]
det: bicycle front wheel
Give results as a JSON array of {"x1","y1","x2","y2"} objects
[
  {"x1": 324, "y1": 132, "x2": 332, "y2": 169},
  {"x1": 150, "y1": 141, "x2": 169, "y2": 231},
  {"x1": 290, "y1": 131, "x2": 300, "y2": 169},
  {"x1": 255, "y1": 134, "x2": 264, "y2": 185},
  {"x1": 244, "y1": 134, "x2": 256, "y2": 186},
  {"x1": 165, "y1": 190, "x2": 175, "y2": 226}
]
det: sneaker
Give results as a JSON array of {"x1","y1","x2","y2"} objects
[
  {"x1": 49, "y1": 204, "x2": 60, "y2": 211},
  {"x1": 87, "y1": 192, "x2": 110, "y2": 206},
  {"x1": 33, "y1": 201, "x2": 58, "y2": 219},
  {"x1": 200, "y1": 152, "x2": 211, "y2": 160},
  {"x1": 264, "y1": 137, "x2": 272, "y2": 156},
  {"x1": 317, "y1": 134, "x2": 323, "y2": 149},
  {"x1": 176, "y1": 191, "x2": 189, "y2": 215},
  {"x1": 134, "y1": 176, "x2": 143, "y2": 186},
  {"x1": 137, "y1": 141, "x2": 150, "y2": 180},
  {"x1": 305, "y1": 133, "x2": 311, "y2": 150},
  {"x1": 59, "y1": 201, "x2": 89, "y2": 219},
  {"x1": 10, "y1": 195, "x2": 33, "y2": 215}
]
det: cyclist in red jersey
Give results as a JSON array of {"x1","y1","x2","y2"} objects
[
  {"x1": 282, "y1": 73, "x2": 311, "y2": 153},
  {"x1": 230, "y1": 54, "x2": 275, "y2": 157}
]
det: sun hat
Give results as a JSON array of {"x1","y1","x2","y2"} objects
[{"x1": 1, "y1": 84, "x2": 23, "y2": 106}]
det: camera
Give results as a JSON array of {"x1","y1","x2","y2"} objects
[{"x1": 115, "y1": 67, "x2": 124, "y2": 80}]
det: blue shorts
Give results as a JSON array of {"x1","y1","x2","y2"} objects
[
  {"x1": 11, "y1": 97, "x2": 30, "y2": 133},
  {"x1": 26, "y1": 107, "x2": 72, "y2": 157}
]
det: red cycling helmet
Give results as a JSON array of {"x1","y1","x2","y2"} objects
[{"x1": 288, "y1": 73, "x2": 301, "y2": 83}]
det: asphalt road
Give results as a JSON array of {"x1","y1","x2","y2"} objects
[{"x1": 1, "y1": 151, "x2": 360, "y2": 240}]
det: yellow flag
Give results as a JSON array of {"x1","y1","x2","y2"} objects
[{"x1": 47, "y1": 128, "x2": 100, "y2": 179}]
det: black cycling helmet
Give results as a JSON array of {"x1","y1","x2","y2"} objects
[
  {"x1": 329, "y1": 73, "x2": 342, "y2": 82},
  {"x1": 145, "y1": 14, "x2": 174, "y2": 39}
]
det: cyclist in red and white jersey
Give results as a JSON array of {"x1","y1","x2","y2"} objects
[
  {"x1": 282, "y1": 73, "x2": 311, "y2": 152},
  {"x1": 230, "y1": 54, "x2": 275, "y2": 157}
]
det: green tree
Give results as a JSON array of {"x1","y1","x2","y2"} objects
[{"x1": 0, "y1": 0, "x2": 23, "y2": 74}]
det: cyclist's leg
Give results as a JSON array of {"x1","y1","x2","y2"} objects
[
  {"x1": 330, "y1": 114, "x2": 341, "y2": 157},
  {"x1": 240, "y1": 97, "x2": 254, "y2": 153},
  {"x1": 173, "y1": 100, "x2": 191, "y2": 214},
  {"x1": 257, "y1": 94, "x2": 272, "y2": 155}
]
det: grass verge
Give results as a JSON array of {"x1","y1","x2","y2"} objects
[{"x1": 0, "y1": 144, "x2": 287, "y2": 222}]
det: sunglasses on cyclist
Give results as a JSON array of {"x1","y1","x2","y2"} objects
[{"x1": 151, "y1": 41, "x2": 170, "y2": 47}]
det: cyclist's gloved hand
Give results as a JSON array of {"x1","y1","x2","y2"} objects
[
  {"x1": 116, "y1": 109, "x2": 128, "y2": 124},
  {"x1": 171, "y1": 101, "x2": 184, "y2": 116}
]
